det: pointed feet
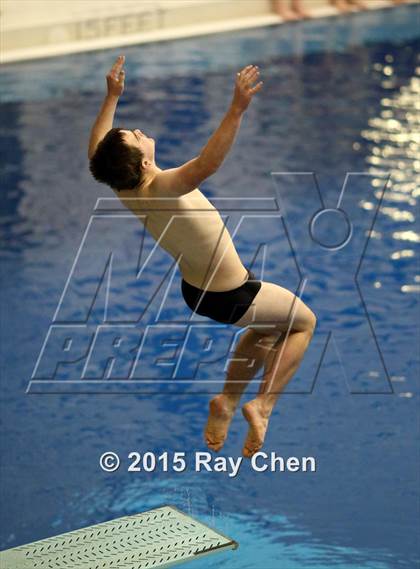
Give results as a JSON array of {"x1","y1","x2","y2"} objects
[{"x1": 204, "y1": 394, "x2": 238, "y2": 452}]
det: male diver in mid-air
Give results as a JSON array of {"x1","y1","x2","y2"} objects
[{"x1": 88, "y1": 56, "x2": 316, "y2": 458}]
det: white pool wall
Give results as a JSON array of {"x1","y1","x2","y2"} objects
[{"x1": 1, "y1": 0, "x2": 416, "y2": 64}]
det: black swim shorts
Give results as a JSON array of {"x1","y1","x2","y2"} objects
[{"x1": 181, "y1": 268, "x2": 262, "y2": 324}]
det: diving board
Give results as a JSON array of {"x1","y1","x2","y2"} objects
[{"x1": 0, "y1": 505, "x2": 238, "y2": 568}]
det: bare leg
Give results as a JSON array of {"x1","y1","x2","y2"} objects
[
  {"x1": 205, "y1": 328, "x2": 269, "y2": 451},
  {"x1": 291, "y1": 0, "x2": 312, "y2": 18},
  {"x1": 242, "y1": 326, "x2": 314, "y2": 457},
  {"x1": 231, "y1": 280, "x2": 317, "y2": 457},
  {"x1": 206, "y1": 279, "x2": 316, "y2": 455},
  {"x1": 271, "y1": 0, "x2": 299, "y2": 20},
  {"x1": 330, "y1": 0, "x2": 353, "y2": 12},
  {"x1": 347, "y1": 0, "x2": 367, "y2": 9}
]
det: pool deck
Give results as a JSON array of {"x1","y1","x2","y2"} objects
[{"x1": 1, "y1": 0, "x2": 417, "y2": 64}]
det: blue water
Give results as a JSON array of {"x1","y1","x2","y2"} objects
[{"x1": 1, "y1": 5, "x2": 419, "y2": 568}]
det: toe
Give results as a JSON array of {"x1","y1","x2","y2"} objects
[
  {"x1": 206, "y1": 434, "x2": 225, "y2": 451},
  {"x1": 243, "y1": 444, "x2": 256, "y2": 458},
  {"x1": 243, "y1": 446, "x2": 252, "y2": 458},
  {"x1": 243, "y1": 438, "x2": 260, "y2": 458},
  {"x1": 208, "y1": 443, "x2": 223, "y2": 452}
]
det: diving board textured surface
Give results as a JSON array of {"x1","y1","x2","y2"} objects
[{"x1": 0, "y1": 505, "x2": 238, "y2": 568}]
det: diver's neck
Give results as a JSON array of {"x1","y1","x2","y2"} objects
[{"x1": 142, "y1": 164, "x2": 161, "y2": 189}]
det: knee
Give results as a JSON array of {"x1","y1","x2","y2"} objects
[{"x1": 306, "y1": 309, "x2": 317, "y2": 335}]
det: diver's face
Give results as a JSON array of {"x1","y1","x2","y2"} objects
[{"x1": 122, "y1": 129, "x2": 155, "y2": 163}]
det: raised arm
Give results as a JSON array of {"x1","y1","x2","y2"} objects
[
  {"x1": 88, "y1": 55, "x2": 125, "y2": 160},
  {"x1": 151, "y1": 65, "x2": 263, "y2": 196}
]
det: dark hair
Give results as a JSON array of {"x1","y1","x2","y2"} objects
[{"x1": 89, "y1": 128, "x2": 144, "y2": 191}]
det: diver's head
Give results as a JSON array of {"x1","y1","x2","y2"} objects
[
  {"x1": 89, "y1": 127, "x2": 155, "y2": 191},
  {"x1": 121, "y1": 128, "x2": 156, "y2": 165}
]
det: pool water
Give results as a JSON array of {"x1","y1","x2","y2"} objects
[{"x1": 1, "y1": 5, "x2": 419, "y2": 568}]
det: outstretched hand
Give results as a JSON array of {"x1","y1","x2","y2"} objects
[
  {"x1": 106, "y1": 55, "x2": 125, "y2": 97},
  {"x1": 231, "y1": 65, "x2": 263, "y2": 112}
]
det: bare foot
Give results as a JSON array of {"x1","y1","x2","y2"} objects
[
  {"x1": 330, "y1": 0, "x2": 352, "y2": 12},
  {"x1": 348, "y1": 0, "x2": 367, "y2": 9},
  {"x1": 293, "y1": 7, "x2": 312, "y2": 19},
  {"x1": 205, "y1": 394, "x2": 238, "y2": 452},
  {"x1": 279, "y1": 8, "x2": 299, "y2": 20},
  {"x1": 272, "y1": 1, "x2": 299, "y2": 20},
  {"x1": 242, "y1": 399, "x2": 271, "y2": 458},
  {"x1": 292, "y1": 1, "x2": 312, "y2": 18}
]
